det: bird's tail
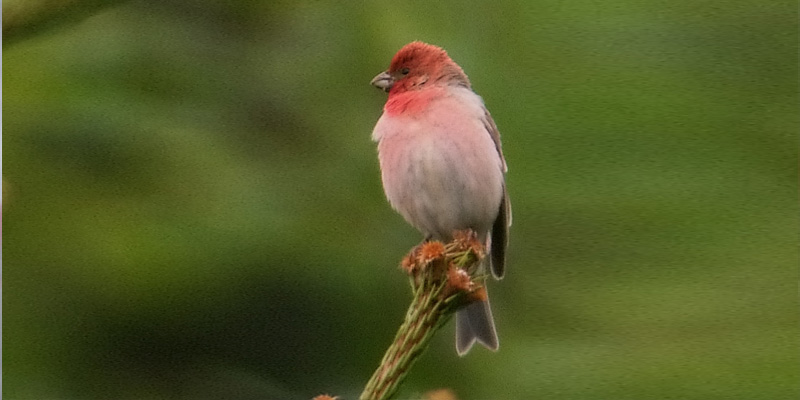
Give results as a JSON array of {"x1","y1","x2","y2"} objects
[{"x1": 455, "y1": 291, "x2": 499, "y2": 356}]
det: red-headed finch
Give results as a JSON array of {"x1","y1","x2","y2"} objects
[{"x1": 370, "y1": 42, "x2": 511, "y2": 355}]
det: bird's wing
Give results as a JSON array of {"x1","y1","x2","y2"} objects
[{"x1": 482, "y1": 108, "x2": 512, "y2": 278}]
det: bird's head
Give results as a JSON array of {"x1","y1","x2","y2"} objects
[{"x1": 371, "y1": 41, "x2": 470, "y2": 94}]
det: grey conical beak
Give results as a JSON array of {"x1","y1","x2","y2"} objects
[{"x1": 370, "y1": 71, "x2": 394, "y2": 92}]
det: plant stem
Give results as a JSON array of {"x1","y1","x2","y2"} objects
[
  {"x1": 360, "y1": 278, "x2": 455, "y2": 400},
  {"x1": 360, "y1": 234, "x2": 483, "y2": 400}
]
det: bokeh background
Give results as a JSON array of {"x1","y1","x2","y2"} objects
[{"x1": 3, "y1": 1, "x2": 798, "y2": 399}]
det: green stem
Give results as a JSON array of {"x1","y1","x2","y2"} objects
[
  {"x1": 360, "y1": 278, "x2": 457, "y2": 400},
  {"x1": 359, "y1": 232, "x2": 483, "y2": 400}
]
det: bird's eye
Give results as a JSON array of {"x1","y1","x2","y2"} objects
[{"x1": 401, "y1": 67, "x2": 410, "y2": 75}]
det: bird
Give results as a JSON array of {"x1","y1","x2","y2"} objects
[{"x1": 370, "y1": 41, "x2": 510, "y2": 355}]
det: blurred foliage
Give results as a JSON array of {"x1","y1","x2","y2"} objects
[{"x1": 3, "y1": 0, "x2": 797, "y2": 399}]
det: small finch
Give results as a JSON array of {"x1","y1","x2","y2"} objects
[{"x1": 370, "y1": 42, "x2": 511, "y2": 355}]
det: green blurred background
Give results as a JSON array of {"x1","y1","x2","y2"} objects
[{"x1": 3, "y1": 1, "x2": 798, "y2": 399}]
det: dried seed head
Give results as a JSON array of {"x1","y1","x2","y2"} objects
[
  {"x1": 451, "y1": 229, "x2": 485, "y2": 259},
  {"x1": 446, "y1": 265, "x2": 472, "y2": 294},
  {"x1": 423, "y1": 388, "x2": 459, "y2": 400},
  {"x1": 401, "y1": 249, "x2": 419, "y2": 273},
  {"x1": 467, "y1": 286, "x2": 488, "y2": 303},
  {"x1": 418, "y1": 241, "x2": 446, "y2": 265}
]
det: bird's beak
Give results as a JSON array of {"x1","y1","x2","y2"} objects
[{"x1": 371, "y1": 71, "x2": 394, "y2": 92}]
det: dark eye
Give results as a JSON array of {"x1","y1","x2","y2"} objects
[{"x1": 401, "y1": 67, "x2": 410, "y2": 75}]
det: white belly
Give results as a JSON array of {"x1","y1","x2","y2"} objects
[{"x1": 375, "y1": 103, "x2": 504, "y2": 240}]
